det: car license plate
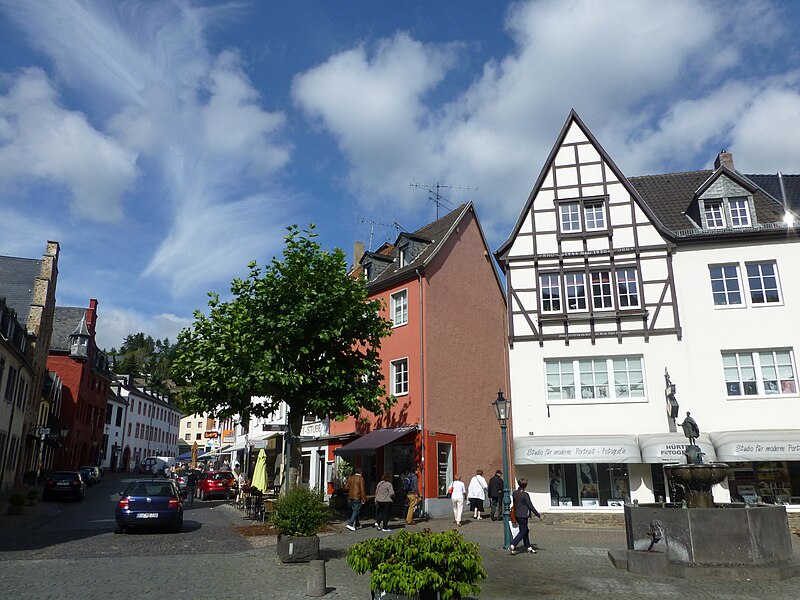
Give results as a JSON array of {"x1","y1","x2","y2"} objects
[
  {"x1": 57, "y1": 482, "x2": 70, "y2": 486},
  {"x1": 137, "y1": 513, "x2": 159, "y2": 519}
]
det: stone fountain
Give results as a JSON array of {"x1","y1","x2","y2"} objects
[{"x1": 609, "y1": 413, "x2": 800, "y2": 580}]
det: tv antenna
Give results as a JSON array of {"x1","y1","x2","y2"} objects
[
  {"x1": 359, "y1": 218, "x2": 406, "y2": 250},
  {"x1": 410, "y1": 181, "x2": 477, "y2": 219}
]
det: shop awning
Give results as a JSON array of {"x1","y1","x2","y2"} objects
[
  {"x1": 334, "y1": 426, "x2": 417, "y2": 456},
  {"x1": 228, "y1": 432, "x2": 281, "y2": 452},
  {"x1": 638, "y1": 433, "x2": 717, "y2": 464},
  {"x1": 514, "y1": 434, "x2": 641, "y2": 464},
  {"x1": 711, "y1": 430, "x2": 800, "y2": 462}
]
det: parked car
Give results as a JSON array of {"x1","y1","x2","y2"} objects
[
  {"x1": 115, "y1": 479, "x2": 183, "y2": 533},
  {"x1": 79, "y1": 466, "x2": 101, "y2": 485},
  {"x1": 78, "y1": 466, "x2": 97, "y2": 486},
  {"x1": 42, "y1": 471, "x2": 86, "y2": 501},
  {"x1": 197, "y1": 470, "x2": 235, "y2": 501},
  {"x1": 174, "y1": 473, "x2": 188, "y2": 498}
]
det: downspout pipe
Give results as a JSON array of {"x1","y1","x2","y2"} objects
[{"x1": 416, "y1": 268, "x2": 425, "y2": 510}]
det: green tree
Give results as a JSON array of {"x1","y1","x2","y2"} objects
[{"x1": 171, "y1": 225, "x2": 394, "y2": 474}]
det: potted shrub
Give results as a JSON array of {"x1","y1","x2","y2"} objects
[
  {"x1": 7, "y1": 493, "x2": 25, "y2": 515},
  {"x1": 346, "y1": 529, "x2": 487, "y2": 600},
  {"x1": 270, "y1": 486, "x2": 331, "y2": 563},
  {"x1": 26, "y1": 489, "x2": 39, "y2": 506}
]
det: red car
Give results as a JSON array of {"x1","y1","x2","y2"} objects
[{"x1": 196, "y1": 471, "x2": 235, "y2": 500}]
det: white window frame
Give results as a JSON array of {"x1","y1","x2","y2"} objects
[
  {"x1": 616, "y1": 268, "x2": 640, "y2": 308},
  {"x1": 709, "y1": 264, "x2": 744, "y2": 307},
  {"x1": 398, "y1": 245, "x2": 409, "y2": 268},
  {"x1": 539, "y1": 273, "x2": 562, "y2": 313},
  {"x1": 559, "y1": 202, "x2": 581, "y2": 232},
  {"x1": 723, "y1": 349, "x2": 797, "y2": 398},
  {"x1": 583, "y1": 200, "x2": 605, "y2": 231},
  {"x1": 565, "y1": 272, "x2": 587, "y2": 311},
  {"x1": 728, "y1": 197, "x2": 751, "y2": 227},
  {"x1": 704, "y1": 200, "x2": 725, "y2": 229},
  {"x1": 391, "y1": 289, "x2": 408, "y2": 327},
  {"x1": 746, "y1": 261, "x2": 781, "y2": 305},
  {"x1": 391, "y1": 358, "x2": 409, "y2": 396},
  {"x1": 546, "y1": 356, "x2": 645, "y2": 404},
  {"x1": 590, "y1": 272, "x2": 613, "y2": 309}
]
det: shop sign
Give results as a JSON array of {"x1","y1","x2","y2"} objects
[
  {"x1": 300, "y1": 421, "x2": 324, "y2": 437},
  {"x1": 515, "y1": 435, "x2": 641, "y2": 464},
  {"x1": 714, "y1": 435, "x2": 800, "y2": 461},
  {"x1": 222, "y1": 429, "x2": 235, "y2": 443},
  {"x1": 638, "y1": 434, "x2": 717, "y2": 464}
]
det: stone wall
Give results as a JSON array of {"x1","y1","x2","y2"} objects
[{"x1": 542, "y1": 512, "x2": 624, "y2": 528}]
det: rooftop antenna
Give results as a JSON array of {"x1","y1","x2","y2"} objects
[
  {"x1": 410, "y1": 181, "x2": 477, "y2": 219},
  {"x1": 358, "y1": 218, "x2": 405, "y2": 250}
]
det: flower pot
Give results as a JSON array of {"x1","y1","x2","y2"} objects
[{"x1": 276, "y1": 534, "x2": 320, "y2": 563}]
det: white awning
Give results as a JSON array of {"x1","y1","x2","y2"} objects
[
  {"x1": 514, "y1": 434, "x2": 641, "y2": 464},
  {"x1": 711, "y1": 430, "x2": 800, "y2": 462},
  {"x1": 638, "y1": 433, "x2": 717, "y2": 464},
  {"x1": 228, "y1": 431, "x2": 281, "y2": 453}
]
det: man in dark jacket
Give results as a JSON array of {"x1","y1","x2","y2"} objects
[
  {"x1": 509, "y1": 477, "x2": 542, "y2": 555},
  {"x1": 487, "y1": 470, "x2": 504, "y2": 521}
]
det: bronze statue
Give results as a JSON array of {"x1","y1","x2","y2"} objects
[{"x1": 679, "y1": 412, "x2": 699, "y2": 445}]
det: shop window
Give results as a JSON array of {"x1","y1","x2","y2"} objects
[
  {"x1": 552, "y1": 463, "x2": 629, "y2": 507},
  {"x1": 437, "y1": 443, "x2": 453, "y2": 498}
]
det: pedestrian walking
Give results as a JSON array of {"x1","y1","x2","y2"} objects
[
  {"x1": 449, "y1": 474, "x2": 467, "y2": 527},
  {"x1": 404, "y1": 466, "x2": 420, "y2": 525},
  {"x1": 186, "y1": 469, "x2": 198, "y2": 506},
  {"x1": 467, "y1": 469, "x2": 488, "y2": 520},
  {"x1": 374, "y1": 473, "x2": 394, "y2": 532},
  {"x1": 345, "y1": 467, "x2": 366, "y2": 531},
  {"x1": 487, "y1": 470, "x2": 504, "y2": 520},
  {"x1": 509, "y1": 477, "x2": 542, "y2": 555},
  {"x1": 151, "y1": 462, "x2": 159, "y2": 479}
]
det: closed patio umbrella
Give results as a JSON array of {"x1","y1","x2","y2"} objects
[
  {"x1": 191, "y1": 442, "x2": 198, "y2": 468},
  {"x1": 251, "y1": 449, "x2": 268, "y2": 492}
]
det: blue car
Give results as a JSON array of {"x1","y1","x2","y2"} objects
[{"x1": 115, "y1": 479, "x2": 183, "y2": 533}]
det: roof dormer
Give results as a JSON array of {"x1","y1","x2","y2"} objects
[
  {"x1": 687, "y1": 152, "x2": 759, "y2": 231},
  {"x1": 359, "y1": 251, "x2": 394, "y2": 282},
  {"x1": 69, "y1": 312, "x2": 90, "y2": 361}
]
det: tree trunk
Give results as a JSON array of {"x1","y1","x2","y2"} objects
[{"x1": 286, "y1": 409, "x2": 304, "y2": 491}]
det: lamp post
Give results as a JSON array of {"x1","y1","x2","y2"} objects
[{"x1": 492, "y1": 389, "x2": 512, "y2": 549}]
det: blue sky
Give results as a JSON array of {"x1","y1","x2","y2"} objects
[{"x1": 1, "y1": 0, "x2": 799, "y2": 350}]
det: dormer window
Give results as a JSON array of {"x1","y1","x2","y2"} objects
[
  {"x1": 363, "y1": 263, "x2": 371, "y2": 280},
  {"x1": 704, "y1": 201, "x2": 725, "y2": 229},
  {"x1": 69, "y1": 313, "x2": 90, "y2": 360},
  {"x1": 558, "y1": 197, "x2": 607, "y2": 233},
  {"x1": 729, "y1": 197, "x2": 750, "y2": 227},
  {"x1": 398, "y1": 245, "x2": 409, "y2": 268}
]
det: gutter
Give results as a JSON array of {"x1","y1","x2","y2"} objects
[{"x1": 416, "y1": 267, "x2": 425, "y2": 506}]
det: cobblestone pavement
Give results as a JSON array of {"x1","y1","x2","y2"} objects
[{"x1": 2, "y1": 479, "x2": 800, "y2": 599}]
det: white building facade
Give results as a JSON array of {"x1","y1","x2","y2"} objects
[{"x1": 496, "y1": 111, "x2": 800, "y2": 513}]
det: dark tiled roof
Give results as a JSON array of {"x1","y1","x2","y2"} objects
[
  {"x1": 50, "y1": 306, "x2": 88, "y2": 352},
  {"x1": 745, "y1": 174, "x2": 800, "y2": 212},
  {"x1": 628, "y1": 170, "x2": 788, "y2": 235},
  {"x1": 366, "y1": 204, "x2": 469, "y2": 290},
  {"x1": 0, "y1": 256, "x2": 42, "y2": 326}
]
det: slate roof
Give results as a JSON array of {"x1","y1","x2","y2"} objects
[
  {"x1": 365, "y1": 203, "x2": 469, "y2": 291},
  {"x1": 628, "y1": 170, "x2": 789, "y2": 236},
  {"x1": 745, "y1": 174, "x2": 800, "y2": 212},
  {"x1": 50, "y1": 306, "x2": 88, "y2": 352},
  {"x1": 0, "y1": 256, "x2": 42, "y2": 326}
]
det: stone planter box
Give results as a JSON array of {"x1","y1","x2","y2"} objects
[
  {"x1": 371, "y1": 590, "x2": 440, "y2": 600},
  {"x1": 276, "y1": 534, "x2": 320, "y2": 563}
]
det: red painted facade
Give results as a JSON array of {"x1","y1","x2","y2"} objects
[
  {"x1": 48, "y1": 299, "x2": 111, "y2": 468},
  {"x1": 330, "y1": 205, "x2": 509, "y2": 503}
]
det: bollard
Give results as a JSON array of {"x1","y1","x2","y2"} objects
[{"x1": 307, "y1": 559, "x2": 326, "y2": 597}]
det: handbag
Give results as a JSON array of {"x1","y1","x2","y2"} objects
[
  {"x1": 510, "y1": 504, "x2": 517, "y2": 524},
  {"x1": 446, "y1": 485, "x2": 453, "y2": 499}
]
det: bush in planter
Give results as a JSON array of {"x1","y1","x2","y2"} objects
[
  {"x1": 347, "y1": 529, "x2": 487, "y2": 600},
  {"x1": 26, "y1": 489, "x2": 40, "y2": 505},
  {"x1": 270, "y1": 486, "x2": 331, "y2": 537},
  {"x1": 270, "y1": 486, "x2": 331, "y2": 563},
  {"x1": 7, "y1": 493, "x2": 25, "y2": 515}
]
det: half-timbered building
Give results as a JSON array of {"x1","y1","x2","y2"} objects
[{"x1": 496, "y1": 111, "x2": 800, "y2": 513}]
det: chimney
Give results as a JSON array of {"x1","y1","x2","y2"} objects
[
  {"x1": 353, "y1": 241, "x2": 365, "y2": 268},
  {"x1": 714, "y1": 150, "x2": 734, "y2": 171}
]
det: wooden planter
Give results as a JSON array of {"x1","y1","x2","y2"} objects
[{"x1": 276, "y1": 534, "x2": 320, "y2": 563}]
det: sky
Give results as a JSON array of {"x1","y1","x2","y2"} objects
[{"x1": 1, "y1": 0, "x2": 799, "y2": 351}]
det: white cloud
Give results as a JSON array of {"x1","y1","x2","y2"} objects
[
  {"x1": 0, "y1": 68, "x2": 138, "y2": 221},
  {"x1": 95, "y1": 305, "x2": 193, "y2": 351},
  {"x1": 293, "y1": 0, "x2": 797, "y2": 237}
]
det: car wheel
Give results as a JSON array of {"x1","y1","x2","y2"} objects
[{"x1": 199, "y1": 489, "x2": 205, "y2": 501}]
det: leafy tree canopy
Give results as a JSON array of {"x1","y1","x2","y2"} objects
[
  {"x1": 171, "y1": 225, "x2": 395, "y2": 466},
  {"x1": 107, "y1": 333, "x2": 176, "y2": 395}
]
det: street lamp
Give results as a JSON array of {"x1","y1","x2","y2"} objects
[{"x1": 492, "y1": 389, "x2": 512, "y2": 549}]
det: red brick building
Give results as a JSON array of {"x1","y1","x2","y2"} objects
[
  {"x1": 329, "y1": 203, "x2": 509, "y2": 517},
  {"x1": 48, "y1": 299, "x2": 112, "y2": 468}
]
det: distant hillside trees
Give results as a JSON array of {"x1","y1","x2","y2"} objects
[{"x1": 107, "y1": 333, "x2": 176, "y2": 395}]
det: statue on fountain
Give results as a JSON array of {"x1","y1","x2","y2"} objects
[{"x1": 679, "y1": 411, "x2": 699, "y2": 446}]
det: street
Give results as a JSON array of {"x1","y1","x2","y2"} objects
[{"x1": 2, "y1": 473, "x2": 800, "y2": 599}]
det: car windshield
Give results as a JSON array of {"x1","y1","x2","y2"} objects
[
  {"x1": 211, "y1": 473, "x2": 232, "y2": 481},
  {"x1": 126, "y1": 483, "x2": 175, "y2": 497}
]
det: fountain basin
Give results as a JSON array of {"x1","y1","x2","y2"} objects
[
  {"x1": 609, "y1": 503, "x2": 800, "y2": 580},
  {"x1": 664, "y1": 462, "x2": 728, "y2": 508}
]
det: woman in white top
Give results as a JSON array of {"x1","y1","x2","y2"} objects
[
  {"x1": 467, "y1": 469, "x2": 489, "y2": 519},
  {"x1": 449, "y1": 474, "x2": 467, "y2": 527}
]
